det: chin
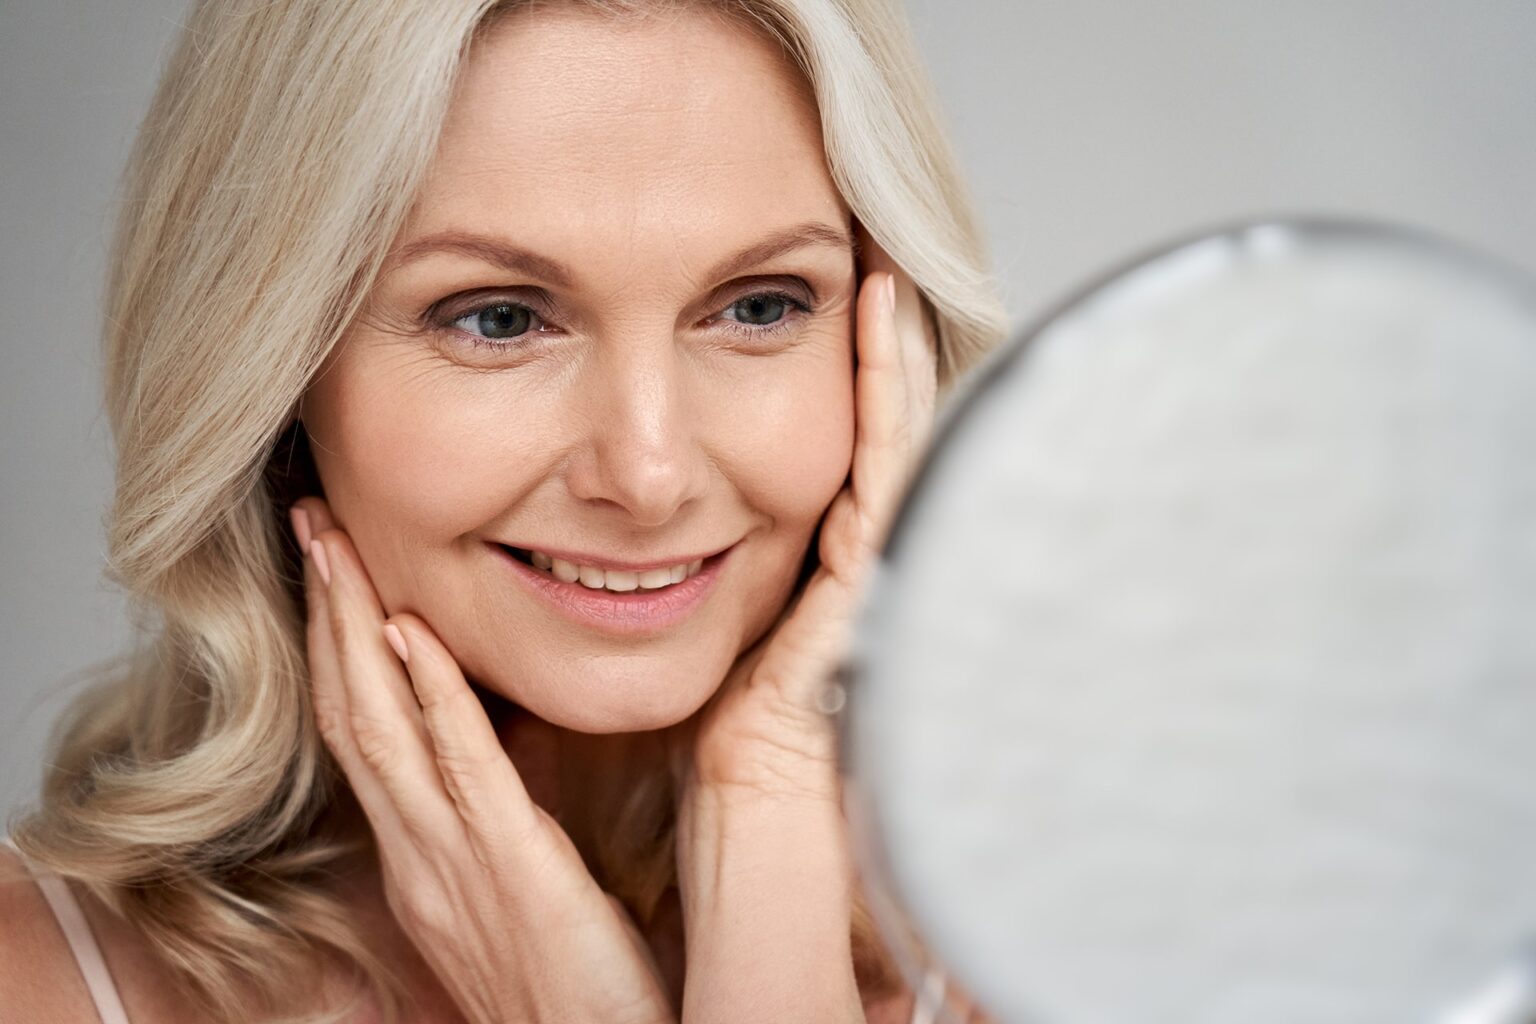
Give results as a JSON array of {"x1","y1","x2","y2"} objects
[{"x1": 474, "y1": 652, "x2": 730, "y2": 735}]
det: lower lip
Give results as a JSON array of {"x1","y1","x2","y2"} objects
[{"x1": 489, "y1": 543, "x2": 731, "y2": 636}]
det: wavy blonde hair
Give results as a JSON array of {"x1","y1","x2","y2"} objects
[{"x1": 9, "y1": 0, "x2": 1008, "y2": 1020}]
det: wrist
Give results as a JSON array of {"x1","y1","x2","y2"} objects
[
  {"x1": 684, "y1": 716, "x2": 843, "y2": 806},
  {"x1": 676, "y1": 780, "x2": 854, "y2": 955},
  {"x1": 676, "y1": 787, "x2": 862, "y2": 1023}
]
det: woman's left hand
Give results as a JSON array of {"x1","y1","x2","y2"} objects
[
  {"x1": 680, "y1": 222, "x2": 938, "y2": 804},
  {"x1": 672, "y1": 224, "x2": 939, "y2": 1023}
]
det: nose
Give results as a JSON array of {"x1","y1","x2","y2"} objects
[{"x1": 563, "y1": 330, "x2": 711, "y2": 527}]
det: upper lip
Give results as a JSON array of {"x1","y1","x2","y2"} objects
[{"x1": 494, "y1": 541, "x2": 733, "y2": 574}]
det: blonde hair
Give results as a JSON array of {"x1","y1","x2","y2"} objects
[{"x1": 9, "y1": 0, "x2": 1008, "y2": 1020}]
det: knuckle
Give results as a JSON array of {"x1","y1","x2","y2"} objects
[
  {"x1": 304, "y1": 610, "x2": 328, "y2": 649},
  {"x1": 349, "y1": 712, "x2": 398, "y2": 773},
  {"x1": 396, "y1": 801, "x2": 445, "y2": 840},
  {"x1": 311, "y1": 701, "x2": 349, "y2": 751},
  {"x1": 385, "y1": 878, "x2": 455, "y2": 938},
  {"x1": 416, "y1": 675, "x2": 470, "y2": 715},
  {"x1": 328, "y1": 611, "x2": 358, "y2": 663},
  {"x1": 435, "y1": 749, "x2": 496, "y2": 803}
]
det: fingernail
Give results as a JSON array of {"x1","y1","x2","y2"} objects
[
  {"x1": 290, "y1": 506, "x2": 312, "y2": 550},
  {"x1": 308, "y1": 539, "x2": 331, "y2": 586},
  {"x1": 383, "y1": 623, "x2": 409, "y2": 663},
  {"x1": 884, "y1": 273, "x2": 897, "y2": 313}
]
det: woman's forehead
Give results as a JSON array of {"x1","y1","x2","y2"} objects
[{"x1": 398, "y1": 3, "x2": 847, "y2": 287}]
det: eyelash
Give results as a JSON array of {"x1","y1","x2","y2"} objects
[
  {"x1": 714, "y1": 290, "x2": 815, "y2": 341},
  {"x1": 429, "y1": 289, "x2": 815, "y2": 353}
]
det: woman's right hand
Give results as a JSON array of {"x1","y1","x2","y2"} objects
[{"x1": 291, "y1": 497, "x2": 676, "y2": 1024}]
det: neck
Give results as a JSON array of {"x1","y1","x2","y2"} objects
[
  {"x1": 318, "y1": 694, "x2": 689, "y2": 1017},
  {"x1": 325, "y1": 688, "x2": 678, "y2": 890}
]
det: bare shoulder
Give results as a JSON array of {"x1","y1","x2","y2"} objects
[
  {"x1": 0, "y1": 845, "x2": 209, "y2": 1024},
  {"x1": 0, "y1": 845, "x2": 104, "y2": 1024}
]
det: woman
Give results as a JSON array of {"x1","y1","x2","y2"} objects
[{"x1": 1, "y1": 0, "x2": 1007, "y2": 1021}]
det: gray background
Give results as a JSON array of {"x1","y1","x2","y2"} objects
[{"x1": 4, "y1": 1, "x2": 1535, "y2": 821}]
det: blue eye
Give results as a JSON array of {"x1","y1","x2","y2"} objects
[
  {"x1": 716, "y1": 290, "x2": 811, "y2": 338},
  {"x1": 728, "y1": 294, "x2": 787, "y2": 325},
  {"x1": 453, "y1": 302, "x2": 543, "y2": 341}
]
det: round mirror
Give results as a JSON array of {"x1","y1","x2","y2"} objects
[{"x1": 843, "y1": 220, "x2": 1536, "y2": 1024}]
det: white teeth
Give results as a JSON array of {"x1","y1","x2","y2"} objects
[
  {"x1": 525, "y1": 548, "x2": 704, "y2": 592},
  {"x1": 604, "y1": 569, "x2": 639, "y2": 592},
  {"x1": 638, "y1": 567, "x2": 673, "y2": 589}
]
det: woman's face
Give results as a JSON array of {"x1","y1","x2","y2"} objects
[{"x1": 302, "y1": 5, "x2": 857, "y2": 733}]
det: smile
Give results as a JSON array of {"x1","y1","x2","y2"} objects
[
  {"x1": 515, "y1": 547, "x2": 706, "y2": 593},
  {"x1": 490, "y1": 542, "x2": 732, "y2": 635}
]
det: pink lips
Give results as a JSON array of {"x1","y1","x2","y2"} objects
[{"x1": 489, "y1": 543, "x2": 731, "y2": 636}]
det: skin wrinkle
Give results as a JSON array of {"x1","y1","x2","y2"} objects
[{"x1": 302, "y1": 4, "x2": 857, "y2": 740}]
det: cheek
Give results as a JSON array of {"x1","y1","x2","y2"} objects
[
  {"x1": 709, "y1": 343, "x2": 856, "y2": 528},
  {"x1": 304, "y1": 349, "x2": 548, "y2": 593}
]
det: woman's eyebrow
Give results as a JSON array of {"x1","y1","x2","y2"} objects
[
  {"x1": 383, "y1": 221, "x2": 854, "y2": 286},
  {"x1": 386, "y1": 233, "x2": 575, "y2": 286},
  {"x1": 703, "y1": 222, "x2": 854, "y2": 281}
]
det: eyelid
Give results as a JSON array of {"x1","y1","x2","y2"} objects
[
  {"x1": 423, "y1": 287, "x2": 564, "y2": 356},
  {"x1": 710, "y1": 287, "x2": 810, "y2": 320},
  {"x1": 423, "y1": 279, "x2": 818, "y2": 353},
  {"x1": 428, "y1": 285, "x2": 557, "y2": 327},
  {"x1": 452, "y1": 306, "x2": 552, "y2": 348},
  {"x1": 706, "y1": 288, "x2": 815, "y2": 342},
  {"x1": 712, "y1": 274, "x2": 817, "y2": 310}
]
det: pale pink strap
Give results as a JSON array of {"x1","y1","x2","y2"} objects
[
  {"x1": 3, "y1": 837, "x2": 131, "y2": 1024},
  {"x1": 910, "y1": 964, "x2": 950, "y2": 1024}
]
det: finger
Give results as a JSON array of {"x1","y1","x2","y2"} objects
[
  {"x1": 779, "y1": 266, "x2": 919, "y2": 668},
  {"x1": 295, "y1": 518, "x2": 415, "y2": 845},
  {"x1": 851, "y1": 268, "x2": 911, "y2": 542},
  {"x1": 895, "y1": 271, "x2": 939, "y2": 459},
  {"x1": 311, "y1": 527, "x2": 461, "y2": 841},
  {"x1": 290, "y1": 494, "x2": 335, "y2": 549},
  {"x1": 313, "y1": 527, "x2": 436, "y2": 753},
  {"x1": 854, "y1": 222, "x2": 913, "y2": 384},
  {"x1": 855, "y1": 224, "x2": 939, "y2": 390},
  {"x1": 854, "y1": 223, "x2": 939, "y2": 461},
  {"x1": 605, "y1": 893, "x2": 667, "y2": 992},
  {"x1": 385, "y1": 613, "x2": 541, "y2": 846}
]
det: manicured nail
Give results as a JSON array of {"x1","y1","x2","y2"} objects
[
  {"x1": 290, "y1": 506, "x2": 312, "y2": 550},
  {"x1": 382, "y1": 623, "x2": 409, "y2": 663},
  {"x1": 884, "y1": 273, "x2": 897, "y2": 313},
  {"x1": 308, "y1": 539, "x2": 331, "y2": 586}
]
